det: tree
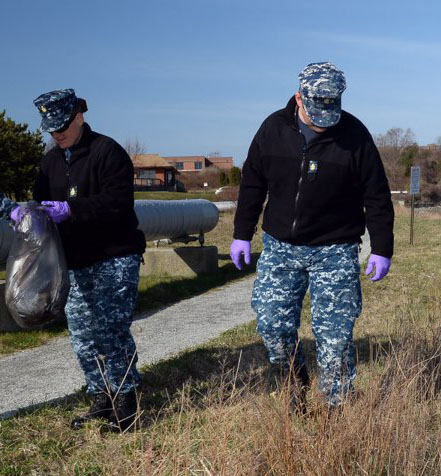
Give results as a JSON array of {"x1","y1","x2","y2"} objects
[
  {"x1": 229, "y1": 166, "x2": 242, "y2": 186},
  {"x1": 0, "y1": 111, "x2": 45, "y2": 200},
  {"x1": 124, "y1": 137, "x2": 147, "y2": 158},
  {"x1": 219, "y1": 170, "x2": 229, "y2": 186},
  {"x1": 374, "y1": 127, "x2": 417, "y2": 189},
  {"x1": 399, "y1": 144, "x2": 419, "y2": 177},
  {"x1": 374, "y1": 127, "x2": 416, "y2": 150}
]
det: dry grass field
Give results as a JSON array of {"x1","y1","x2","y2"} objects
[{"x1": 2, "y1": 206, "x2": 441, "y2": 474}]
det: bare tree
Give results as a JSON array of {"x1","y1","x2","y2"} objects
[
  {"x1": 374, "y1": 128, "x2": 416, "y2": 150},
  {"x1": 124, "y1": 137, "x2": 147, "y2": 159},
  {"x1": 374, "y1": 128, "x2": 418, "y2": 189}
]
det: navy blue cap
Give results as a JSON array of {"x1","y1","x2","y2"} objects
[{"x1": 298, "y1": 62, "x2": 346, "y2": 127}]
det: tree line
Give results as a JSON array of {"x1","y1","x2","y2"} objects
[{"x1": 374, "y1": 128, "x2": 441, "y2": 203}]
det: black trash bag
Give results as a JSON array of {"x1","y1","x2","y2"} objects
[{"x1": 5, "y1": 201, "x2": 70, "y2": 329}]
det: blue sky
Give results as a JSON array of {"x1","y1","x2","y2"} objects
[{"x1": 2, "y1": 0, "x2": 441, "y2": 166}]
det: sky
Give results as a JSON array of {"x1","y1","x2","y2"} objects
[{"x1": 1, "y1": 0, "x2": 441, "y2": 166}]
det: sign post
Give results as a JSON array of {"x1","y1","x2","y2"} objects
[{"x1": 409, "y1": 166, "x2": 420, "y2": 245}]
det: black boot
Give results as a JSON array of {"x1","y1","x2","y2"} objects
[
  {"x1": 269, "y1": 363, "x2": 310, "y2": 414},
  {"x1": 105, "y1": 391, "x2": 138, "y2": 433},
  {"x1": 71, "y1": 392, "x2": 113, "y2": 430},
  {"x1": 292, "y1": 364, "x2": 310, "y2": 414}
]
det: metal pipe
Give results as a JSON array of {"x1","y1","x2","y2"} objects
[
  {"x1": 135, "y1": 199, "x2": 219, "y2": 241},
  {"x1": 0, "y1": 199, "x2": 220, "y2": 263}
]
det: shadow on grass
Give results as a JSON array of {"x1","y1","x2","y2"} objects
[
  {"x1": 135, "y1": 334, "x2": 396, "y2": 425},
  {"x1": 4, "y1": 329, "x2": 396, "y2": 424}
]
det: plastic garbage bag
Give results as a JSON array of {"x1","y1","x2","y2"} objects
[{"x1": 5, "y1": 201, "x2": 70, "y2": 329}]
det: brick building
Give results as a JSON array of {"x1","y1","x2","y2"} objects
[
  {"x1": 163, "y1": 155, "x2": 234, "y2": 172},
  {"x1": 131, "y1": 154, "x2": 177, "y2": 191}
]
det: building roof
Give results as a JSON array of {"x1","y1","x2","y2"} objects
[
  {"x1": 208, "y1": 156, "x2": 233, "y2": 163},
  {"x1": 163, "y1": 156, "x2": 206, "y2": 162},
  {"x1": 131, "y1": 154, "x2": 175, "y2": 169}
]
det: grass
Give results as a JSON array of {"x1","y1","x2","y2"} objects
[
  {"x1": 0, "y1": 210, "x2": 262, "y2": 355},
  {"x1": 2, "y1": 206, "x2": 441, "y2": 474}
]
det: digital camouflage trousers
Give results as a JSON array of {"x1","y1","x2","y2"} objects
[
  {"x1": 65, "y1": 254, "x2": 142, "y2": 395},
  {"x1": 252, "y1": 233, "x2": 362, "y2": 406}
]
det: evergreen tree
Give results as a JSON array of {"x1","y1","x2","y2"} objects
[
  {"x1": 229, "y1": 166, "x2": 242, "y2": 186},
  {"x1": 0, "y1": 111, "x2": 44, "y2": 200},
  {"x1": 219, "y1": 170, "x2": 229, "y2": 186}
]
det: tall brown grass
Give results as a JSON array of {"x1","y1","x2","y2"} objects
[
  {"x1": 3, "y1": 209, "x2": 441, "y2": 475},
  {"x1": 141, "y1": 327, "x2": 441, "y2": 475}
]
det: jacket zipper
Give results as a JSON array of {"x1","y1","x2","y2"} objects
[
  {"x1": 291, "y1": 140, "x2": 307, "y2": 238},
  {"x1": 65, "y1": 156, "x2": 70, "y2": 198}
]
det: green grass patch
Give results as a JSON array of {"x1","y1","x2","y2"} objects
[{"x1": 0, "y1": 323, "x2": 68, "y2": 355}]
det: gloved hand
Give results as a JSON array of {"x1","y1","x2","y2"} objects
[
  {"x1": 365, "y1": 254, "x2": 391, "y2": 281},
  {"x1": 10, "y1": 206, "x2": 26, "y2": 225},
  {"x1": 41, "y1": 201, "x2": 70, "y2": 223},
  {"x1": 230, "y1": 239, "x2": 251, "y2": 270}
]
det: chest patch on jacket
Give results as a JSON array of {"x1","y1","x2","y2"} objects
[
  {"x1": 69, "y1": 186, "x2": 78, "y2": 198},
  {"x1": 307, "y1": 160, "x2": 318, "y2": 181}
]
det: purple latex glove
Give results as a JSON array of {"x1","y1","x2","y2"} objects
[
  {"x1": 230, "y1": 239, "x2": 251, "y2": 270},
  {"x1": 365, "y1": 254, "x2": 391, "y2": 282},
  {"x1": 10, "y1": 206, "x2": 26, "y2": 225},
  {"x1": 41, "y1": 201, "x2": 70, "y2": 223}
]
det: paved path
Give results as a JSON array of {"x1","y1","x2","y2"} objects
[
  {"x1": 0, "y1": 277, "x2": 255, "y2": 419},
  {"x1": 0, "y1": 232, "x2": 370, "y2": 419}
]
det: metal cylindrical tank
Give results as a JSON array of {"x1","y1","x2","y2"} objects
[
  {"x1": 0, "y1": 199, "x2": 220, "y2": 263},
  {"x1": 135, "y1": 199, "x2": 219, "y2": 241}
]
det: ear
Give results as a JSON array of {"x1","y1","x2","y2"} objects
[
  {"x1": 74, "y1": 112, "x2": 85, "y2": 127},
  {"x1": 294, "y1": 92, "x2": 303, "y2": 108}
]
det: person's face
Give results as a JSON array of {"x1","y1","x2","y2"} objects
[
  {"x1": 51, "y1": 112, "x2": 84, "y2": 149},
  {"x1": 294, "y1": 92, "x2": 327, "y2": 133}
]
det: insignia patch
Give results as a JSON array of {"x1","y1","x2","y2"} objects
[
  {"x1": 40, "y1": 106, "x2": 47, "y2": 113},
  {"x1": 69, "y1": 186, "x2": 78, "y2": 197},
  {"x1": 309, "y1": 161, "x2": 318, "y2": 172}
]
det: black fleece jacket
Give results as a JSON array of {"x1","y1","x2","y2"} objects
[
  {"x1": 234, "y1": 96, "x2": 394, "y2": 258},
  {"x1": 34, "y1": 123, "x2": 146, "y2": 269}
]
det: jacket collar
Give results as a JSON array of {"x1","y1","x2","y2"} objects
[{"x1": 69, "y1": 122, "x2": 93, "y2": 152}]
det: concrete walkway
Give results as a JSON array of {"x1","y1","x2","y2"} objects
[{"x1": 0, "y1": 277, "x2": 256, "y2": 419}]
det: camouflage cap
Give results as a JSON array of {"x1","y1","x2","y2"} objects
[
  {"x1": 298, "y1": 62, "x2": 346, "y2": 128},
  {"x1": 33, "y1": 89, "x2": 79, "y2": 133}
]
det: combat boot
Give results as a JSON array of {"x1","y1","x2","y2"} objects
[
  {"x1": 293, "y1": 364, "x2": 310, "y2": 414},
  {"x1": 105, "y1": 391, "x2": 138, "y2": 433},
  {"x1": 269, "y1": 363, "x2": 310, "y2": 414},
  {"x1": 71, "y1": 392, "x2": 113, "y2": 430}
]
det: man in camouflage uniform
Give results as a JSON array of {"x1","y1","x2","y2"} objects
[
  {"x1": 230, "y1": 62, "x2": 394, "y2": 408},
  {"x1": 14, "y1": 89, "x2": 146, "y2": 431}
]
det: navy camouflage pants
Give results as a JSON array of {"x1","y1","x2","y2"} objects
[
  {"x1": 65, "y1": 254, "x2": 142, "y2": 395},
  {"x1": 252, "y1": 233, "x2": 362, "y2": 406}
]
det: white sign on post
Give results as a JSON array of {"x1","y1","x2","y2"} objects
[{"x1": 410, "y1": 166, "x2": 421, "y2": 195}]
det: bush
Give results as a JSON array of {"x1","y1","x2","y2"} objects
[
  {"x1": 219, "y1": 171, "x2": 229, "y2": 186},
  {"x1": 0, "y1": 111, "x2": 45, "y2": 200},
  {"x1": 422, "y1": 185, "x2": 441, "y2": 204}
]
